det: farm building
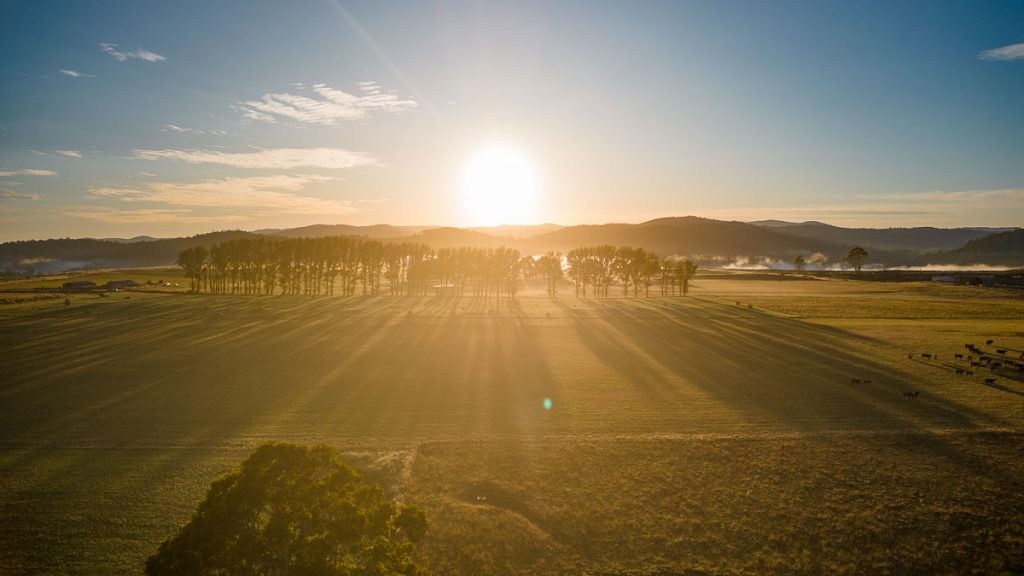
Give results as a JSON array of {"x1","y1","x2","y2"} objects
[
  {"x1": 931, "y1": 275, "x2": 955, "y2": 283},
  {"x1": 105, "y1": 280, "x2": 139, "y2": 290}
]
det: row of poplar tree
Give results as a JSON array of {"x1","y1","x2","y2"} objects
[
  {"x1": 565, "y1": 245, "x2": 698, "y2": 298},
  {"x1": 176, "y1": 237, "x2": 697, "y2": 298}
]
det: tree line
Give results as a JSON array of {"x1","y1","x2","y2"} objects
[
  {"x1": 177, "y1": 236, "x2": 522, "y2": 298},
  {"x1": 177, "y1": 237, "x2": 698, "y2": 298},
  {"x1": 566, "y1": 245, "x2": 698, "y2": 298}
]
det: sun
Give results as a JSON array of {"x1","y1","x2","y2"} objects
[{"x1": 459, "y1": 144, "x2": 538, "y2": 227}]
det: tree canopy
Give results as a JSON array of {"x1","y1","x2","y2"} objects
[
  {"x1": 145, "y1": 442, "x2": 429, "y2": 576},
  {"x1": 846, "y1": 246, "x2": 869, "y2": 274}
]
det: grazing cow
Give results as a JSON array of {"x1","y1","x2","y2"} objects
[
  {"x1": 863, "y1": 379, "x2": 872, "y2": 384},
  {"x1": 850, "y1": 378, "x2": 862, "y2": 385},
  {"x1": 986, "y1": 339, "x2": 994, "y2": 345},
  {"x1": 903, "y1": 391, "x2": 920, "y2": 398},
  {"x1": 971, "y1": 361, "x2": 981, "y2": 368},
  {"x1": 996, "y1": 349, "x2": 1007, "y2": 355},
  {"x1": 922, "y1": 353, "x2": 933, "y2": 360},
  {"x1": 965, "y1": 343, "x2": 974, "y2": 350},
  {"x1": 966, "y1": 370, "x2": 975, "y2": 376},
  {"x1": 984, "y1": 378, "x2": 996, "y2": 385},
  {"x1": 992, "y1": 362, "x2": 1002, "y2": 369},
  {"x1": 907, "y1": 353, "x2": 914, "y2": 360},
  {"x1": 954, "y1": 353, "x2": 963, "y2": 360},
  {"x1": 955, "y1": 368, "x2": 965, "y2": 375},
  {"x1": 967, "y1": 355, "x2": 973, "y2": 361}
]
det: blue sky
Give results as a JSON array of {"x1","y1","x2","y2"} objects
[{"x1": 0, "y1": 0, "x2": 1022, "y2": 240}]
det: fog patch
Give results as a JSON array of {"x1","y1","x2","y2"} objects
[{"x1": 888, "y1": 264, "x2": 1016, "y2": 272}]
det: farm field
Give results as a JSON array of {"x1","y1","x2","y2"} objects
[{"x1": 1, "y1": 271, "x2": 1023, "y2": 574}]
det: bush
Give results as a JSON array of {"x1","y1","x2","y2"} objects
[{"x1": 145, "y1": 442, "x2": 428, "y2": 575}]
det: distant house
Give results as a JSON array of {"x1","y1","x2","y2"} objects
[
  {"x1": 967, "y1": 276, "x2": 996, "y2": 287},
  {"x1": 62, "y1": 280, "x2": 96, "y2": 289},
  {"x1": 931, "y1": 275, "x2": 955, "y2": 283},
  {"x1": 105, "y1": 280, "x2": 139, "y2": 290}
]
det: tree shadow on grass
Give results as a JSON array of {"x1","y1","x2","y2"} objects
[{"x1": 555, "y1": 296, "x2": 1012, "y2": 432}]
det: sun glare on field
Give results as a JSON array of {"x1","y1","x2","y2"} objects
[{"x1": 460, "y1": 144, "x2": 538, "y2": 227}]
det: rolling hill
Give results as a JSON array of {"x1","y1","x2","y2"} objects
[
  {"x1": 931, "y1": 229, "x2": 1024, "y2": 266},
  {"x1": 750, "y1": 220, "x2": 1016, "y2": 252},
  {"x1": 3, "y1": 218, "x2": 1022, "y2": 274}
]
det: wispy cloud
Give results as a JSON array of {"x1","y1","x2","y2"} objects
[
  {"x1": 89, "y1": 175, "x2": 361, "y2": 215},
  {"x1": 858, "y1": 188, "x2": 1024, "y2": 202},
  {"x1": 62, "y1": 207, "x2": 246, "y2": 224},
  {"x1": 56, "y1": 150, "x2": 82, "y2": 158},
  {"x1": 693, "y1": 188, "x2": 1024, "y2": 228},
  {"x1": 132, "y1": 147, "x2": 379, "y2": 170},
  {"x1": 99, "y1": 43, "x2": 166, "y2": 63},
  {"x1": 163, "y1": 124, "x2": 227, "y2": 136},
  {"x1": 59, "y1": 69, "x2": 95, "y2": 78},
  {"x1": 240, "y1": 82, "x2": 417, "y2": 125},
  {"x1": 0, "y1": 169, "x2": 56, "y2": 177},
  {"x1": 979, "y1": 42, "x2": 1024, "y2": 61},
  {"x1": 1, "y1": 190, "x2": 41, "y2": 201}
]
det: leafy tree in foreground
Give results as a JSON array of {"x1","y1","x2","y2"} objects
[
  {"x1": 846, "y1": 246, "x2": 868, "y2": 274},
  {"x1": 145, "y1": 442, "x2": 429, "y2": 576}
]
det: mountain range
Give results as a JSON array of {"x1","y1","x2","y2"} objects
[{"x1": 2, "y1": 217, "x2": 1021, "y2": 275}]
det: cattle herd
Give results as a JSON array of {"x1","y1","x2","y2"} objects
[
  {"x1": 872, "y1": 339, "x2": 1024, "y2": 399},
  {"x1": 907, "y1": 339, "x2": 1024, "y2": 394}
]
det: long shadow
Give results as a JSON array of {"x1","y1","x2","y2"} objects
[
  {"x1": 559, "y1": 297, "x2": 1024, "y2": 486},
  {"x1": 560, "y1": 297, "x2": 1012, "y2": 429}
]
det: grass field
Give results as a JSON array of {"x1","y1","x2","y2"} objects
[{"x1": 1, "y1": 271, "x2": 1023, "y2": 574}]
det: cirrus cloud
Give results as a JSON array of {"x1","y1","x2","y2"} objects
[
  {"x1": 88, "y1": 174, "x2": 363, "y2": 216},
  {"x1": 59, "y1": 69, "x2": 95, "y2": 78},
  {"x1": 99, "y1": 43, "x2": 166, "y2": 63},
  {"x1": 979, "y1": 42, "x2": 1024, "y2": 61},
  {"x1": 62, "y1": 208, "x2": 246, "y2": 224},
  {"x1": 240, "y1": 82, "x2": 417, "y2": 125},
  {"x1": 132, "y1": 147, "x2": 379, "y2": 170},
  {"x1": 0, "y1": 168, "x2": 56, "y2": 177}
]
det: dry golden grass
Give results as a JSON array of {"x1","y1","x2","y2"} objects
[{"x1": 1, "y1": 271, "x2": 1022, "y2": 573}]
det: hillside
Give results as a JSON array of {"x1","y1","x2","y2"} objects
[
  {"x1": 0, "y1": 231, "x2": 258, "y2": 274},
  {"x1": 520, "y1": 217, "x2": 883, "y2": 263},
  {"x1": 751, "y1": 221, "x2": 1015, "y2": 251},
  {"x1": 932, "y1": 229, "x2": 1024, "y2": 266},
  {"x1": 254, "y1": 224, "x2": 429, "y2": 239},
  {"x1": 4, "y1": 218, "x2": 1022, "y2": 274}
]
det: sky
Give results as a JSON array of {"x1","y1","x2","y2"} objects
[{"x1": 0, "y1": 0, "x2": 1022, "y2": 241}]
